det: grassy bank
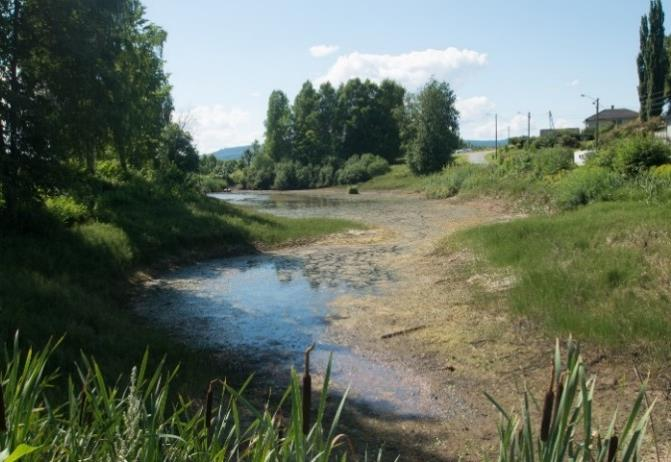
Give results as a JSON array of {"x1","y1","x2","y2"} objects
[
  {"x1": 363, "y1": 139, "x2": 671, "y2": 354},
  {"x1": 446, "y1": 200, "x2": 671, "y2": 353},
  {"x1": 0, "y1": 171, "x2": 360, "y2": 378}
]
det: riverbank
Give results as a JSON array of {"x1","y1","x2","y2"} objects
[{"x1": 0, "y1": 175, "x2": 361, "y2": 381}]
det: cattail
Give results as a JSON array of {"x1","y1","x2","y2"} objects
[
  {"x1": 540, "y1": 363, "x2": 556, "y2": 442},
  {"x1": 0, "y1": 380, "x2": 6, "y2": 433},
  {"x1": 205, "y1": 381, "x2": 214, "y2": 431},
  {"x1": 607, "y1": 435, "x2": 619, "y2": 462},
  {"x1": 302, "y1": 343, "x2": 315, "y2": 436}
]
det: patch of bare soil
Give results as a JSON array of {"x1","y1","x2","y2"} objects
[{"x1": 287, "y1": 190, "x2": 670, "y2": 461}]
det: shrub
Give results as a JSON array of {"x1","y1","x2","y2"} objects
[
  {"x1": 533, "y1": 147, "x2": 574, "y2": 176},
  {"x1": 347, "y1": 186, "x2": 359, "y2": 194},
  {"x1": 553, "y1": 167, "x2": 623, "y2": 209},
  {"x1": 598, "y1": 136, "x2": 671, "y2": 176},
  {"x1": 45, "y1": 195, "x2": 89, "y2": 225},
  {"x1": 336, "y1": 154, "x2": 390, "y2": 184},
  {"x1": 273, "y1": 161, "x2": 298, "y2": 190}
]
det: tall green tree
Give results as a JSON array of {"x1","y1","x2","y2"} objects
[
  {"x1": 405, "y1": 79, "x2": 460, "y2": 175},
  {"x1": 372, "y1": 79, "x2": 405, "y2": 163},
  {"x1": 316, "y1": 82, "x2": 340, "y2": 160},
  {"x1": 638, "y1": 0, "x2": 668, "y2": 120},
  {"x1": 638, "y1": 15, "x2": 650, "y2": 120},
  {"x1": 264, "y1": 90, "x2": 292, "y2": 161},
  {"x1": 292, "y1": 81, "x2": 320, "y2": 163}
]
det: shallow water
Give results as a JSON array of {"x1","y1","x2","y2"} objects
[{"x1": 137, "y1": 192, "x2": 444, "y2": 419}]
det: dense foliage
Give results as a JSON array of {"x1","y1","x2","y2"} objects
[
  {"x1": 0, "y1": 0, "x2": 197, "y2": 225},
  {"x1": 405, "y1": 79, "x2": 461, "y2": 174},
  {"x1": 207, "y1": 77, "x2": 461, "y2": 190}
]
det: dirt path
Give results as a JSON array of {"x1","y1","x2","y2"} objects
[{"x1": 274, "y1": 189, "x2": 670, "y2": 461}]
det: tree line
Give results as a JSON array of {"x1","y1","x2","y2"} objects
[
  {"x1": 210, "y1": 78, "x2": 461, "y2": 190},
  {"x1": 0, "y1": 0, "x2": 199, "y2": 224}
]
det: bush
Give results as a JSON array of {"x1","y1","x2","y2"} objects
[
  {"x1": 348, "y1": 186, "x2": 359, "y2": 194},
  {"x1": 96, "y1": 160, "x2": 127, "y2": 183},
  {"x1": 45, "y1": 195, "x2": 89, "y2": 225},
  {"x1": 336, "y1": 153, "x2": 390, "y2": 184},
  {"x1": 596, "y1": 136, "x2": 671, "y2": 176},
  {"x1": 533, "y1": 147, "x2": 574, "y2": 176},
  {"x1": 553, "y1": 167, "x2": 623, "y2": 209}
]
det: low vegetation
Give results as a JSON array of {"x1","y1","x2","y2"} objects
[{"x1": 0, "y1": 337, "x2": 652, "y2": 461}]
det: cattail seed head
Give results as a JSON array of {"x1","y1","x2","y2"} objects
[
  {"x1": 607, "y1": 435, "x2": 619, "y2": 462},
  {"x1": 0, "y1": 380, "x2": 6, "y2": 433},
  {"x1": 540, "y1": 388, "x2": 555, "y2": 442},
  {"x1": 540, "y1": 362, "x2": 556, "y2": 442}
]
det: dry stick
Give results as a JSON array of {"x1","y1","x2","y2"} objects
[
  {"x1": 380, "y1": 324, "x2": 427, "y2": 340},
  {"x1": 0, "y1": 379, "x2": 6, "y2": 433},
  {"x1": 633, "y1": 365, "x2": 661, "y2": 462},
  {"x1": 302, "y1": 343, "x2": 316, "y2": 436}
]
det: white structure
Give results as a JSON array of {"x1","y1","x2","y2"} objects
[{"x1": 573, "y1": 150, "x2": 594, "y2": 166}]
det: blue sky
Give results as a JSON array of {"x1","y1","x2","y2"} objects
[{"x1": 142, "y1": 0, "x2": 668, "y2": 152}]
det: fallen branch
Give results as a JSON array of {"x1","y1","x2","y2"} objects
[{"x1": 381, "y1": 324, "x2": 427, "y2": 340}]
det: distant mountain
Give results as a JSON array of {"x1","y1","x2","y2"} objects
[
  {"x1": 464, "y1": 139, "x2": 509, "y2": 149},
  {"x1": 209, "y1": 145, "x2": 250, "y2": 161}
]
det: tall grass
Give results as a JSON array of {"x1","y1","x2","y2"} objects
[
  {"x1": 487, "y1": 339, "x2": 653, "y2": 462},
  {"x1": 0, "y1": 334, "x2": 360, "y2": 461}
]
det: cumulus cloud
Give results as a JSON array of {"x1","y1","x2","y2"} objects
[
  {"x1": 309, "y1": 44, "x2": 340, "y2": 58},
  {"x1": 174, "y1": 105, "x2": 261, "y2": 153},
  {"x1": 316, "y1": 47, "x2": 487, "y2": 89}
]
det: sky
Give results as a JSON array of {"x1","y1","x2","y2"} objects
[{"x1": 142, "y1": 0, "x2": 669, "y2": 153}]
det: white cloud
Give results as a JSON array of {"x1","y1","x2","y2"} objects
[
  {"x1": 174, "y1": 105, "x2": 261, "y2": 153},
  {"x1": 456, "y1": 96, "x2": 495, "y2": 121},
  {"x1": 316, "y1": 47, "x2": 487, "y2": 89},
  {"x1": 309, "y1": 44, "x2": 340, "y2": 58},
  {"x1": 568, "y1": 79, "x2": 580, "y2": 87}
]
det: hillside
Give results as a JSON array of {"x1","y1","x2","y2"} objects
[{"x1": 210, "y1": 145, "x2": 250, "y2": 161}]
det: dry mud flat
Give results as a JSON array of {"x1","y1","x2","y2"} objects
[{"x1": 273, "y1": 190, "x2": 671, "y2": 462}]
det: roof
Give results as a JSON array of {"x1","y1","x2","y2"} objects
[{"x1": 585, "y1": 108, "x2": 638, "y2": 122}]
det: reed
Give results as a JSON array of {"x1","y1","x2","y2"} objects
[{"x1": 486, "y1": 339, "x2": 654, "y2": 462}]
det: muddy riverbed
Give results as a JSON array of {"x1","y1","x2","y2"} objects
[{"x1": 135, "y1": 190, "x2": 669, "y2": 461}]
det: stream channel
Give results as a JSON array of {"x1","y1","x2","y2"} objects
[{"x1": 135, "y1": 191, "x2": 444, "y2": 419}]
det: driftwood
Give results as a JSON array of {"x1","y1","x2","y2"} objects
[{"x1": 380, "y1": 324, "x2": 427, "y2": 340}]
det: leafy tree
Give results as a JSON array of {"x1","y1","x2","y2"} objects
[
  {"x1": 372, "y1": 80, "x2": 405, "y2": 163},
  {"x1": 405, "y1": 79, "x2": 460, "y2": 174},
  {"x1": 317, "y1": 82, "x2": 340, "y2": 159},
  {"x1": 638, "y1": 0, "x2": 668, "y2": 120},
  {"x1": 264, "y1": 90, "x2": 292, "y2": 161},
  {"x1": 292, "y1": 81, "x2": 320, "y2": 163},
  {"x1": 159, "y1": 123, "x2": 199, "y2": 173}
]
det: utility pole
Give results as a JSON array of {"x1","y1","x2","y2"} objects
[
  {"x1": 595, "y1": 98, "x2": 600, "y2": 150},
  {"x1": 495, "y1": 113, "x2": 498, "y2": 159}
]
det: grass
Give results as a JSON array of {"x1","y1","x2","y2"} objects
[
  {"x1": 448, "y1": 201, "x2": 671, "y2": 353},
  {"x1": 359, "y1": 164, "x2": 425, "y2": 191},
  {"x1": 0, "y1": 172, "x2": 361, "y2": 380},
  {"x1": 0, "y1": 335, "x2": 362, "y2": 461}
]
